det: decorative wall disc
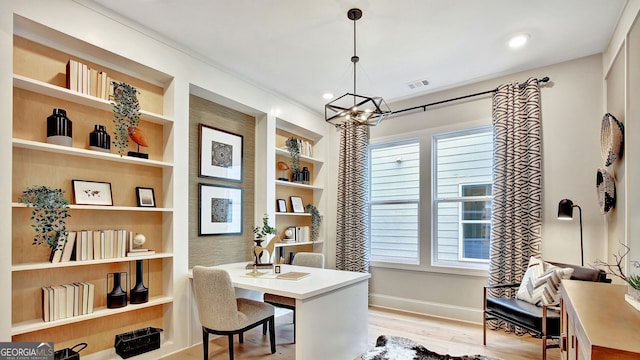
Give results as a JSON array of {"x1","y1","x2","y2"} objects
[
  {"x1": 596, "y1": 168, "x2": 616, "y2": 214},
  {"x1": 600, "y1": 113, "x2": 624, "y2": 166}
]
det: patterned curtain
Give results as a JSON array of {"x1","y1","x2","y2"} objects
[
  {"x1": 335, "y1": 123, "x2": 370, "y2": 273},
  {"x1": 487, "y1": 78, "x2": 542, "y2": 332}
]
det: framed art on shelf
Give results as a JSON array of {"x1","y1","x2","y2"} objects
[
  {"x1": 199, "y1": 183, "x2": 243, "y2": 235},
  {"x1": 136, "y1": 187, "x2": 156, "y2": 207},
  {"x1": 277, "y1": 199, "x2": 287, "y2": 213},
  {"x1": 290, "y1": 196, "x2": 304, "y2": 213},
  {"x1": 72, "y1": 179, "x2": 113, "y2": 206},
  {"x1": 199, "y1": 123, "x2": 243, "y2": 182}
]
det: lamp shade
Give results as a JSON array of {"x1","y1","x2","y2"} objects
[{"x1": 557, "y1": 199, "x2": 574, "y2": 219}]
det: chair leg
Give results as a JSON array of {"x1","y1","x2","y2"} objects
[
  {"x1": 541, "y1": 335, "x2": 547, "y2": 360},
  {"x1": 269, "y1": 316, "x2": 276, "y2": 354},
  {"x1": 482, "y1": 313, "x2": 487, "y2": 346},
  {"x1": 227, "y1": 334, "x2": 234, "y2": 360},
  {"x1": 202, "y1": 328, "x2": 209, "y2": 360}
]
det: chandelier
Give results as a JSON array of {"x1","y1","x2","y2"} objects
[{"x1": 325, "y1": 8, "x2": 391, "y2": 127}]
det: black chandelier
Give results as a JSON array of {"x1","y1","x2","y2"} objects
[{"x1": 325, "y1": 8, "x2": 391, "y2": 127}]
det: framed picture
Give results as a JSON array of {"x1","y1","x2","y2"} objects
[
  {"x1": 136, "y1": 187, "x2": 156, "y2": 207},
  {"x1": 199, "y1": 183, "x2": 243, "y2": 235},
  {"x1": 290, "y1": 196, "x2": 304, "y2": 213},
  {"x1": 277, "y1": 199, "x2": 287, "y2": 213},
  {"x1": 72, "y1": 180, "x2": 113, "y2": 206},
  {"x1": 199, "y1": 124, "x2": 243, "y2": 182}
]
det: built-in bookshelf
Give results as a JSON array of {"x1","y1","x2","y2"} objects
[
  {"x1": 9, "y1": 17, "x2": 176, "y2": 357},
  {"x1": 273, "y1": 123, "x2": 325, "y2": 262}
]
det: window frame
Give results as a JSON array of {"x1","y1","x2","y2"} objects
[{"x1": 457, "y1": 182, "x2": 492, "y2": 263}]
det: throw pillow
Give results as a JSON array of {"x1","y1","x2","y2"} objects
[{"x1": 516, "y1": 257, "x2": 574, "y2": 306}]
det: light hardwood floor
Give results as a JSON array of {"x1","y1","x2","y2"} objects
[{"x1": 162, "y1": 306, "x2": 559, "y2": 360}]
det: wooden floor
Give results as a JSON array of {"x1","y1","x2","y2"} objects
[{"x1": 161, "y1": 306, "x2": 559, "y2": 360}]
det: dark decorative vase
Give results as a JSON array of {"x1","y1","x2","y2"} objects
[
  {"x1": 107, "y1": 272, "x2": 128, "y2": 308},
  {"x1": 89, "y1": 124, "x2": 111, "y2": 152},
  {"x1": 46, "y1": 108, "x2": 72, "y2": 147},
  {"x1": 302, "y1": 167, "x2": 310, "y2": 185},
  {"x1": 252, "y1": 239, "x2": 265, "y2": 265},
  {"x1": 130, "y1": 260, "x2": 149, "y2": 304}
]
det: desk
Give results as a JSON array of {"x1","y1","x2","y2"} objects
[
  {"x1": 191, "y1": 262, "x2": 371, "y2": 360},
  {"x1": 560, "y1": 280, "x2": 640, "y2": 359}
]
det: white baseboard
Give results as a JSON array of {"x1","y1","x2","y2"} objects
[{"x1": 369, "y1": 293, "x2": 483, "y2": 324}]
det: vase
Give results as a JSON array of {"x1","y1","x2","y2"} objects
[
  {"x1": 130, "y1": 260, "x2": 148, "y2": 304},
  {"x1": 252, "y1": 239, "x2": 265, "y2": 265},
  {"x1": 89, "y1": 124, "x2": 111, "y2": 152},
  {"x1": 107, "y1": 272, "x2": 128, "y2": 308},
  {"x1": 46, "y1": 108, "x2": 72, "y2": 147},
  {"x1": 302, "y1": 167, "x2": 310, "y2": 185}
]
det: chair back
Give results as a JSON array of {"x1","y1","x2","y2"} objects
[
  {"x1": 292, "y1": 252, "x2": 324, "y2": 268},
  {"x1": 548, "y1": 262, "x2": 610, "y2": 282},
  {"x1": 192, "y1": 266, "x2": 242, "y2": 330}
]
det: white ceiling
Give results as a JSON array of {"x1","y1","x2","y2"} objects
[{"x1": 85, "y1": 0, "x2": 626, "y2": 114}]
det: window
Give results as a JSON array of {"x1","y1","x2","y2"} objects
[
  {"x1": 433, "y1": 127, "x2": 493, "y2": 268},
  {"x1": 369, "y1": 140, "x2": 420, "y2": 264}
]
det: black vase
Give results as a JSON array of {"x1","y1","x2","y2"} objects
[
  {"x1": 89, "y1": 124, "x2": 111, "y2": 152},
  {"x1": 130, "y1": 260, "x2": 149, "y2": 304},
  {"x1": 107, "y1": 272, "x2": 127, "y2": 308},
  {"x1": 46, "y1": 108, "x2": 72, "y2": 147}
]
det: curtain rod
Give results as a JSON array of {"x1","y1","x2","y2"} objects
[{"x1": 389, "y1": 76, "x2": 550, "y2": 117}]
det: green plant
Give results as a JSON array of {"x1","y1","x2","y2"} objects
[
  {"x1": 18, "y1": 185, "x2": 70, "y2": 251},
  {"x1": 111, "y1": 81, "x2": 140, "y2": 156},
  {"x1": 285, "y1": 137, "x2": 301, "y2": 175},
  {"x1": 251, "y1": 214, "x2": 278, "y2": 240},
  {"x1": 305, "y1": 203, "x2": 321, "y2": 241},
  {"x1": 594, "y1": 243, "x2": 640, "y2": 290}
]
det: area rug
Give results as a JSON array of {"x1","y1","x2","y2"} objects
[{"x1": 361, "y1": 335, "x2": 501, "y2": 360}]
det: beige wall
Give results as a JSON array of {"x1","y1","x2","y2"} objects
[
  {"x1": 366, "y1": 54, "x2": 605, "y2": 322},
  {"x1": 188, "y1": 95, "x2": 256, "y2": 267}
]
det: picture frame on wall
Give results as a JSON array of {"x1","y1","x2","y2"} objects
[
  {"x1": 290, "y1": 196, "x2": 304, "y2": 213},
  {"x1": 72, "y1": 179, "x2": 113, "y2": 206},
  {"x1": 277, "y1": 199, "x2": 287, "y2": 213},
  {"x1": 135, "y1": 187, "x2": 156, "y2": 207},
  {"x1": 199, "y1": 124, "x2": 243, "y2": 182},
  {"x1": 199, "y1": 183, "x2": 243, "y2": 235}
]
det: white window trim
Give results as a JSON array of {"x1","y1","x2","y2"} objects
[
  {"x1": 457, "y1": 183, "x2": 492, "y2": 263},
  {"x1": 368, "y1": 120, "x2": 492, "y2": 277}
]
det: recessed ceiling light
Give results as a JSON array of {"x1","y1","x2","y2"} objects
[
  {"x1": 322, "y1": 93, "x2": 334, "y2": 100},
  {"x1": 508, "y1": 34, "x2": 529, "y2": 48}
]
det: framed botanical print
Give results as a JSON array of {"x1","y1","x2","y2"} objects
[
  {"x1": 199, "y1": 183, "x2": 243, "y2": 235},
  {"x1": 199, "y1": 124, "x2": 243, "y2": 182}
]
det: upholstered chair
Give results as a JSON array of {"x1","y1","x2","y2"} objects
[
  {"x1": 193, "y1": 266, "x2": 276, "y2": 360},
  {"x1": 263, "y1": 252, "x2": 325, "y2": 342}
]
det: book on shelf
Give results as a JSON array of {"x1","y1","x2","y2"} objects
[
  {"x1": 277, "y1": 271, "x2": 311, "y2": 280},
  {"x1": 42, "y1": 281, "x2": 95, "y2": 322},
  {"x1": 51, "y1": 247, "x2": 63, "y2": 263},
  {"x1": 127, "y1": 250, "x2": 156, "y2": 257},
  {"x1": 60, "y1": 231, "x2": 77, "y2": 262}
]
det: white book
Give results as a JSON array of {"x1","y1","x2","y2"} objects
[
  {"x1": 42, "y1": 287, "x2": 51, "y2": 322},
  {"x1": 86, "y1": 282, "x2": 95, "y2": 314},
  {"x1": 86, "y1": 230, "x2": 94, "y2": 260},
  {"x1": 72, "y1": 283, "x2": 80, "y2": 317},
  {"x1": 93, "y1": 230, "x2": 102, "y2": 260},
  {"x1": 100, "y1": 231, "x2": 106, "y2": 259},
  {"x1": 62, "y1": 284, "x2": 74, "y2": 319},
  {"x1": 51, "y1": 247, "x2": 63, "y2": 263},
  {"x1": 61, "y1": 231, "x2": 76, "y2": 262},
  {"x1": 52, "y1": 285, "x2": 65, "y2": 320},
  {"x1": 75, "y1": 282, "x2": 84, "y2": 315}
]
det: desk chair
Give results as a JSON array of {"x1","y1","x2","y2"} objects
[
  {"x1": 193, "y1": 266, "x2": 276, "y2": 360},
  {"x1": 263, "y1": 252, "x2": 325, "y2": 342}
]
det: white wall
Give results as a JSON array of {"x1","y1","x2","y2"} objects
[{"x1": 365, "y1": 54, "x2": 605, "y2": 323}]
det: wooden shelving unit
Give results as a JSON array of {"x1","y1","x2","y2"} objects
[{"x1": 9, "y1": 17, "x2": 177, "y2": 357}]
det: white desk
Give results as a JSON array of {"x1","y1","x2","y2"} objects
[{"x1": 191, "y1": 262, "x2": 370, "y2": 360}]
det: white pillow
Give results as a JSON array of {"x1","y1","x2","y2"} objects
[{"x1": 516, "y1": 257, "x2": 574, "y2": 306}]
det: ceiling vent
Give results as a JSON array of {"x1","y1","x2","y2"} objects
[{"x1": 407, "y1": 79, "x2": 430, "y2": 90}]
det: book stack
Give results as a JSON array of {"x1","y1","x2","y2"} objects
[
  {"x1": 287, "y1": 226, "x2": 310, "y2": 243},
  {"x1": 66, "y1": 59, "x2": 113, "y2": 100},
  {"x1": 42, "y1": 282, "x2": 95, "y2": 322},
  {"x1": 51, "y1": 230, "x2": 152, "y2": 263},
  {"x1": 284, "y1": 137, "x2": 313, "y2": 157}
]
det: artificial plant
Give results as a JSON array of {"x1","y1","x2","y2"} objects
[
  {"x1": 285, "y1": 137, "x2": 301, "y2": 180},
  {"x1": 18, "y1": 185, "x2": 70, "y2": 251},
  {"x1": 111, "y1": 81, "x2": 141, "y2": 156},
  {"x1": 593, "y1": 243, "x2": 640, "y2": 290},
  {"x1": 251, "y1": 213, "x2": 278, "y2": 241},
  {"x1": 305, "y1": 203, "x2": 321, "y2": 241}
]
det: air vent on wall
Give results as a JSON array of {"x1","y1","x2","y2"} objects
[{"x1": 407, "y1": 79, "x2": 430, "y2": 90}]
